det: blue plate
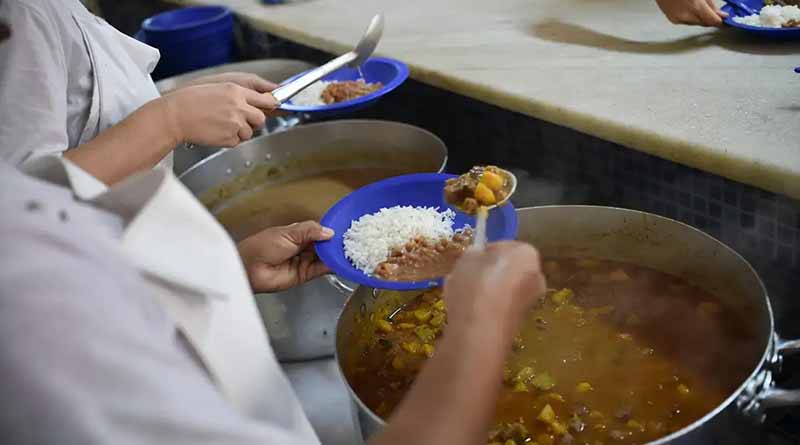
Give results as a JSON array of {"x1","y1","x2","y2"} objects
[
  {"x1": 315, "y1": 173, "x2": 518, "y2": 291},
  {"x1": 279, "y1": 57, "x2": 409, "y2": 116},
  {"x1": 722, "y1": 0, "x2": 800, "y2": 39}
]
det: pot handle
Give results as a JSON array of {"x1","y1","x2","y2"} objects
[{"x1": 738, "y1": 334, "x2": 800, "y2": 422}]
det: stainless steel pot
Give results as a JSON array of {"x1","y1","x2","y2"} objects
[
  {"x1": 336, "y1": 205, "x2": 800, "y2": 444},
  {"x1": 179, "y1": 120, "x2": 447, "y2": 361},
  {"x1": 155, "y1": 59, "x2": 315, "y2": 176}
]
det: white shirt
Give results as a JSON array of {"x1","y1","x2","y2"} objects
[
  {"x1": 0, "y1": 158, "x2": 319, "y2": 444},
  {"x1": 0, "y1": 0, "x2": 171, "y2": 169}
]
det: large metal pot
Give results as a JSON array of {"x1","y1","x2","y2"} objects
[
  {"x1": 336, "y1": 205, "x2": 800, "y2": 444},
  {"x1": 180, "y1": 120, "x2": 447, "y2": 361}
]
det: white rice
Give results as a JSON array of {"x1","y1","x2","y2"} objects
[
  {"x1": 733, "y1": 5, "x2": 800, "y2": 28},
  {"x1": 289, "y1": 80, "x2": 330, "y2": 106},
  {"x1": 344, "y1": 206, "x2": 459, "y2": 275}
]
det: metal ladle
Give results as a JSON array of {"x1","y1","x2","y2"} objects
[
  {"x1": 472, "y1": 168, "x2": 517, "y2": 250},
  {"x1": 271, "y1": 14, "x2": 384, "y2": 104}
]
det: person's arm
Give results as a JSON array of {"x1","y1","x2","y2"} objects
[
  {"x1": 371, "y1": 242, "x2": 547, "y2": 445},
  {"x1": 654, "y1": 0, "x2": 728, "y2": 26},
  {"x1": 64, "y1": 83, "x2": 278, "y2": 185}
]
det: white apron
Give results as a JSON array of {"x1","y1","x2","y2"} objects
[{"x1": 73, "y1": 11, "x2": 174, "y2": 170}]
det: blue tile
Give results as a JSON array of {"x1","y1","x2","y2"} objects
[
  {"x1": 709, "y1": 202, "x2": 722, "y2": 219},
  {"x1": 741, "y1": 213, "x2": 755, "y2": 229},
  {"x1": 679, "y1": 192, "x2": 691, "y2": 208},
  {"x1": 741, "y1": 192, "x2": 756, "y2": 213},
  {"x1": 693, "y1": 196, "x2": 707, "y2": 213},
  {"x1": 759, "y1": 219, "x2": 776, "y2": 240},
  {"x1": 695, "y1": 215, "x2": 708, "y2": 229},
  {"x1": 778, "y1": 225, "x2": 794, "y2": 244},
  {"x1": 724, "y1": 188, "x2": 738, "y2": 206}
]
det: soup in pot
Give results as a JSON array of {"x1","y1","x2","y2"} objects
[
  {"x1": 343, "y1": 257, "x2": 760, "y2": 445},
  {"x1": 209, "y1": 168, "x2": 405, "y2": 241}
]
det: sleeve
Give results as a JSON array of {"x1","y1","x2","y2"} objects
[
  {"x1": 0, "y1": 212, "x2": 317, "y2": 445},
  {"x1": 0, "y1": 1, "x2": 70, "y2": 165}
]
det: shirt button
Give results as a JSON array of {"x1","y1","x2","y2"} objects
[
  {"x1": 58, "y1": 210, "x2": 69, "y2": 223},
  {"x1": 24, "y1": 200, "x2": 42, "y2": 212}
]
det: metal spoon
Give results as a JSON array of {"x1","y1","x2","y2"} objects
[
  {"x1": 472, "y1": 168, "x2": 517, "y2": 250},
  {"x1": 271, "y1": 14, "x2": 384, "y2": 104}
]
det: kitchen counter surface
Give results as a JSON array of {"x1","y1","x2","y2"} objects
[{"x1": 168, "y1": 0, "x2": 800, "y2": 198}]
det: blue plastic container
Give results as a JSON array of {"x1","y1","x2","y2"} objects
[
  {"x1": 315, "y1": 173, "x2": 518, "y2": 291},
  {"x1": 137, "y1": 6, "x2": 234, "y2": 80}
]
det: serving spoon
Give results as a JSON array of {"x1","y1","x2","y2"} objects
[
  {"x1": 271, "y1": 14, "x2": 384, "y2": 104},
  {"x1": 472, "y1": 168, "x2": 517, "y2": 250}
]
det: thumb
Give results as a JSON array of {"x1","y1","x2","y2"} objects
[{"x1": 283, "y1": 221, "x2": 335, "y2": 247}]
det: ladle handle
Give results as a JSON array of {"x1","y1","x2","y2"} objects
[
  {"x1": 472, "y1": 207, "x2": 489, "y2": 250},
  {"x1": 271, "y1": 51, "x2": 359, "y2": 104}
]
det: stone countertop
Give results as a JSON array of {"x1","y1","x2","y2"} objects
[{"x1": 169, "y1": 0, "x2": 799, "y2": 199}]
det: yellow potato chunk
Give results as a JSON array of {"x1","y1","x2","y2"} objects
[
  {"x1": 550, "y1": 288, "x2": 574, "y2": 305},
  {"x1": 474, "y1": 182, "x2": 497, "y2": 205},
  {"x1": 376, "y1": 319, "x2": 393, "y2": 333},
  {"x1": 576, "y1": 382, "x2": 594, "y2": 393},
  {"x1": 481, "y1": 170, "x2": 505, "y2": 192},
  {"x1": 537, "y1": 404, "x2": 556, "y2": 424}
]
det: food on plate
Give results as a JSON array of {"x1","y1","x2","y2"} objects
[
  {"x1": 374, "y1": 229, "x2": 473, "y2": 281},
  {"x1": 444, "y1": 165, "x2": 513, "y2": 214},
  {"x1": 207, "y1": 167, "x2": 405, "y2": 241},
  {"x1": 343, "y1": 257, "x2": 760, "y2": 445},
  {"x1": 733, "y1": 4, "x2": 800, "y2": 27},
  {"x1": 343, "y1": 206, "x2": 470, "y2": 281},
  {"x1": 289, "y1": 79, "x2": 383, "y2": 106},
  {"x1": 322, "y1": 79, "x2": 382, "y2": 104},
  {"x1": 765, "y1": 0, "x2": 800, "y2": 6}
]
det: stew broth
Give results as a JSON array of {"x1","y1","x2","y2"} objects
[
  {"x1": 344, "y1": 257, "x2": 759, "y2": 445},
  {"x1": 212, "y1": 168, "x2": 404, "y2": 241}
]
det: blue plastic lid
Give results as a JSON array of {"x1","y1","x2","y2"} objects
[
  {"x1": 142, "y1": 6, "x2": 231, "y2": 33},
  {"x1": 315, "y1": 173, "x2": 518, "y2": 291}
]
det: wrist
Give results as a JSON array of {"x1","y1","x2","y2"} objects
[{"x1": 155, "y1": 95, "x2": 185, "y2": 146}]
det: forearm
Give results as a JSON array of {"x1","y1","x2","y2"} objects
[
  {"x1": 64, "y1": 98, "x2": 178, "y2": 185},
  {"x1": 370, "y1": 316, "x2": 511, "y2": 445}
]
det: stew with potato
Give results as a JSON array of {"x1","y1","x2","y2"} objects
[{"x1": 344, "y1": 257, "x2": 759, "y2": 445}]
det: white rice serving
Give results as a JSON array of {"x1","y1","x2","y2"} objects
[
  {"x1": 733, "y1": 5, "x2": 800, "y2": 28},
  {"x1": 289, "y1": 80, "x2": 330, "y2": 106},
  {"x1": 344, "y1": 206, "x2": 459, "y2": 275}
]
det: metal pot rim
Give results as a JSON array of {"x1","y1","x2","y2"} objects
[
  {"x1": 177, "y1": 119, "x2": 449, "y2": 181},
  {"x1": 334, "y1": 204, "x2": 778, "y2": 444}
]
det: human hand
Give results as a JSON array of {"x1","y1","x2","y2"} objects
[
  {"x1": 186, "y1": 71, "x2": 278, "y2": 93},
  {"x1": 655, "y1": 0, "x2": 728, "y2": 26},
  {"x1": 237, "y1": 221, "x2": 334, "y2": 293},
  {"x1": 443, "y1": 241, "x2": 546, "y2": 341},
  {"x1": 161, "y1": 82, "x2": 278, "y2": 147}
]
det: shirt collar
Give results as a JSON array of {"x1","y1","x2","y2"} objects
[{"x1": 25, "y1": 156, "x2": 246, "y2": 300}]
